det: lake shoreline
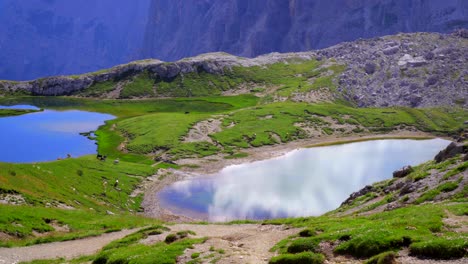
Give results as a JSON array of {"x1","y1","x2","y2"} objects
[{"x1": 141, "y1": 130, "x2": 447, "y2": 222}]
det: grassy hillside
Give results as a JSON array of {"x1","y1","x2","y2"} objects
[
  {"x1": 0, "y1": 73, "x2": 466, "y2": 263},
  {"x1": 267, "y1": 153, "x2": 467, "y2": 262}
]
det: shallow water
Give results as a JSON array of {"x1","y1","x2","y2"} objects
[
  {"x1": 158, "y1": 138, "x2": 450, "y2": 221},
  {"x1": 0, "y1": 106, "x2": 114, "y2": 163},
  {"x1": 0, "y1": 104, "x2": 40, "y2": 110}
]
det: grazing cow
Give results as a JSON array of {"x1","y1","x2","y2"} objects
[
  {"x1": 114, "y1": 158, "x2": 120, "y2": 165},
  {"x1": 96, "y1": 154, "x2": 107, "y2": 161}
]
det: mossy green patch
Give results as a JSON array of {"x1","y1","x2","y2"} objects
[
  {"x1": 0, "y1": 205, "x2": 159, "y2": 247},
  {"x1": 120, "y1": 72, "x2": 155, "y2": 98}
]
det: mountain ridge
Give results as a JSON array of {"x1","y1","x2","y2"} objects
[
  {"x1": 1, "y1": 0, "x2": 467, "y2": 80},
  {"x1": 1, "y1": 31, "x2": 467, "y2": 108}
]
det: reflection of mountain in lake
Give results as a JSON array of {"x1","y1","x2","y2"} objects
[{"x1": 158, "y1": 139, "x2": 450, "y2": 221}]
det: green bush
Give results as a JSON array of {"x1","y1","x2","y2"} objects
[
  {"x1": 269, "y1": 252, "x2": 324, "y2": 264},
  {"x1": 438, "y1": 182, "x2": 458, "y2": 192},
  {"x1": 298, "y1": 229, "x2": 316, "y2": 237},
  {"x1": 334, "y1": 236, "x2": 411, "y2": 258},
  {"x1": 409, "y1": 238, "x2": 467, "y2": 259},
  {"x1": 287, "y1": 238, "x2": 320, "y2": 253},
  {"x1": 165, "y1": 234, "x2": 178, "y2": 244},
  {"x1": 364, "y1": 251, "x2": 397, "y2": 264}
]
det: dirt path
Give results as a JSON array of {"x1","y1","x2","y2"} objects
[
  {"x1": 142, "y1": 224, "x2": 300, "y2": 264},
  {"x1": 0, "y1": 224, "x2": 298, "y2": 264},
  {"x1": 0, "y1": 228, "x2": 140, "y2": 264}
]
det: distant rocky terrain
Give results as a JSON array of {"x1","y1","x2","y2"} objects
[
  {"x1": 339, "y1": 137, "x2": 467, "y2": 217},
  {"x1": 1, "y1": 0, "x2": 467, "y2": 80},
  {"x1": 1, "y1": 31, "x2": 466, "y2": 108}
]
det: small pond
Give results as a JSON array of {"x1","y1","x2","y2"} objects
[
  {"x1": 0, "y1": 105, "x2": 114, "y2": 163},
  {"x1": 158, "y1": 138, "x2": 450, "y2": 221}
]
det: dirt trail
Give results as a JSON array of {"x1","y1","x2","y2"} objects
[
  {"x1": 0, "y1": 228, "x2": 140, "y2": 264},
  {"x1": 142, "y1": 224, "x2": 299, "y2": 264},
  {"x1": 0, "y1": 224, "x2": 298, "y2": 264}
]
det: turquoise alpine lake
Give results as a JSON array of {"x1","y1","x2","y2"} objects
[
  {"x1": 0, "y1": 105, "x2": 114, "y2": 163},
  {"x1": 158, "y1": 138, "x2": 450, "y2": 221}
]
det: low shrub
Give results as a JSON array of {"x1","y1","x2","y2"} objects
[
  {"x1": 334, "y1": 236, "x2": 411, "y2": 258},
  {"x1": 409, "y1": 238, "x2": 467, "y2": 259},
  {"x1": 298, "y1": 229, "x2": 316, "y2": 237},
  {"x1": 287, "y1": 238, "x2": 320, "y2": 253},
  {"x1": 364, "y1": 251, "x2": 397, "y2": 264},
  {"x1": 165, "y1": 234, "x2": 178, "y2": 244},
  {"x1": 269, "y1": 252, "x2": 324, "y2": 264}
]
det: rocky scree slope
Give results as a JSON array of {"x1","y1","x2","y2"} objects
[
  {"x1": 339, "y1": 134, "x2": 468, "y2": 217},
  {"x1": 1, "y1": 31, "x2": 467, "y2": 108}
]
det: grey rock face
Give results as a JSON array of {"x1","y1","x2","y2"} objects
[
  {"x1": 434, "y1": 142, "x2": 467, "y2": 163},
  {"x1": 142, "y1": 0, "x2": 468, "y2": 62},
  {"x1": 0, "y1": 0, "x2": 151, "y2": 81},
  {"x1": 393, "y1": 166, "x2": 414, "y2": 178}
]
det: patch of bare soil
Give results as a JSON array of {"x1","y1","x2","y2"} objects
[
  {"x1": 443, "y1": 210, "x2": 468, "y2": 233},
  {"x1": 140, "y1": 224, "x2": 299, "y2": 264},
  {"x1": 0, "y1": 228, "x2": 141, "y2": 264},
  {"x1": 103, "y1": 80, "x2": 128, "y2": 99},
  {"x1": 183, "y1": 118, "x2": 223, "y2": 143}
]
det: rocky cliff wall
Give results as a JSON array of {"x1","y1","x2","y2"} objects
[
  {"x1": 0, "y1": 0, "x2": 150, "y2": 81},
  {"x1": 142, "y1": 0, "x2": 468, "y2": 61}
]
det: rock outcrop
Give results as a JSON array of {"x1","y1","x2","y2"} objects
[
  {"x1": 1, "y1": 32, "x2": 467, "y2": 108},
  {"x1": 434, "y1": 142, "x2": 467, "y2": 163},
  {"x1": 393, "y1": 166, "x2": 414, "y2": 178}
]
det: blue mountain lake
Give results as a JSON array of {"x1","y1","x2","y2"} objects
[
  {"x1": 158, "y1": 138, "x2": 450, "y2": 221},
  {"x1": 0, "y1": 105, "x2": 114, "y2": 163}
]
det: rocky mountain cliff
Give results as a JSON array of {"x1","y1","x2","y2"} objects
[
  {"x1": 0, "y1": 0, "x2": 151, "y2": 81},
  {"x1": 142, "y1": 0, "x2": 468, "y2": 61},
  {"x1": 1, "y1": 0, "x2": 467, "y2": 81},
  {"x1": 1, "y1": 31, "x2": 467, "y2": 108}
]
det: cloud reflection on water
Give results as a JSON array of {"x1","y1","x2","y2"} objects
[{"x1": 158, "y1": 139, "x2": 450, "y2": 221}]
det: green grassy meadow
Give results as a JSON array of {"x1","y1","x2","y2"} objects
[{"x1": 0, "y1": 57, "x2": 466, "y2": 263}]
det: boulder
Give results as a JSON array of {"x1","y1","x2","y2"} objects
[
  {"x1": 393, "y1": 166, "x2": 414, "y2": 178},
  {"x1": 341, "y1": 185, "x2": 375, "y2": 205},
  {"x1": 383, "y1": 46, "x2": 399, "y2": 55},
  {"x1": 434, "y1": 142, "x2": 467, "y2": 163},
  {"x1": 364, "y1": 62, "x2": 377, "y2": 74},
  {"x1": 398, "y1": 54, "x2": 427, "y2": 67},
  {"x1": 399, "y1": 182, "x2": 418, "y2": 196}
]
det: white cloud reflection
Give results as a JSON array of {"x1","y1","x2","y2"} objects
[{"x1": 160, "y1": 139, "x2": 450, "y2": 221}]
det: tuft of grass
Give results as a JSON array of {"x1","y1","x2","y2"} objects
[
  {"x1": 409, "y1": 238, "x2": 467, "y2": 259},
  {"x1": 415, "y1": 182, "x2": 459, "y2": 204},
  {"x1": 443, "y1": 161, "x2": 468, "y2": 180},
  {"x1": 287, "y1": 238, "x2": 320, "y2": 253},
  {"x1": 76, "y1": 81, "x2": 115, "y2": 97},
  {"x1": 269, "y1": 203, "x2": 467, "y2": 260},
  {"x1": 120, "y1": 72, "x2": 155, "y2": 98},
  {"x1": 364, "y1": 251, "x2": 397, "y2": 264},
  {"x1": 269, "y1": 252, "x2": 325, "y2": 264},
  {"x1": 0, "y1": 205, "x2": 159, "y2": 247}
]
